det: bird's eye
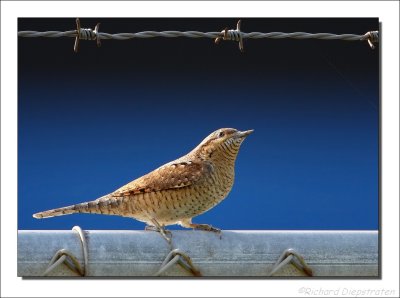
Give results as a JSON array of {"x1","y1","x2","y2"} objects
[{"x1": 218, "y1": 131, "x2": 225, "y2": 138}]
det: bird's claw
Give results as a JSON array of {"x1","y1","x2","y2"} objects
[
  {"x1": 208, "y1": 226, "x2": 221, "y2": 233},
  {"x1": 146, "y1": 221, "x2": 172, "y2": 244},
  {"x1": 192, "y1": 224, "x2": 221, "y2": 234},
  {"x1": 159, "y1": 229, "x2": 172, "y2": 244},
  {"x1": 196, "y1": 225, "x2": 222, "y2": 239}
]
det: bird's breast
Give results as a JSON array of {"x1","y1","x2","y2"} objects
[{"x1": 125, "y1": 162, "x2": 235, "y2": 225}]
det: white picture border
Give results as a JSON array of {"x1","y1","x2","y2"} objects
[{"x1": 1, "y1": 1, "x2": 399, "y2": 297}]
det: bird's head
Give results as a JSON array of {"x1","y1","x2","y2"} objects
[{"x1": 193, "y1": 128, "x2": 254, "y2": 161}]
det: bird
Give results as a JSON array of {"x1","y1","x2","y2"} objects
[{"x1": 33, "y1": 128, "x2": 253, "y2": 238}]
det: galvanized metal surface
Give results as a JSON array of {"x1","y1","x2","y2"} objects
[{"x1": 18, "y1": 230, "x2": 378, "y2": 277}]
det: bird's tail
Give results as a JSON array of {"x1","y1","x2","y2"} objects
[{"x1": 32, "y1": 194, "x2": 121, "y2": 219}]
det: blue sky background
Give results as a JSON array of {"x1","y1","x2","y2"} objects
[{"x1": 18, "y1": 18, "x2": 379, "y2": 230}]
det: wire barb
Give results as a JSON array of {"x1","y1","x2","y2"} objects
[
  {"x1": 74, "y1": 18, "x2": 101, "y2": 53},
  {"x1": 43, "y1": 249, "x2": 83, "y2": 276},
  {"x1": 42, "y1": 226, "x2": 88, "y2": 276},
  {"x1": 268, "y1": 248, "x2": 313, "y2": 277},
  {"x1": 268, "y1": 248, "x2": 313, "y2": 276},
  {"x1": 154, "y1": 248, "x2": 202, "y2": 276},
  {"x1": 215, "y1": 20, "x2": 244, "y2": 52},
  {"x1": 362, "y1": 30, "x2": 379, "y2": 49}
]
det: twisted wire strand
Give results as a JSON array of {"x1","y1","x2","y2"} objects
[
  {"x1": 18, "y1": 18, "x2": 379, "y2": 52},
  {"x1": 18, "y1": 30, "x2": 372, "y2": 41}
]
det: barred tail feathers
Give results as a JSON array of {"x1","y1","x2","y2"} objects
[
  {"x1": 32, "y1": 195, "x2": 121, "y2": 219},
  {"x1": 33, "y1": 203, "x2": 84, "y2": 218}
]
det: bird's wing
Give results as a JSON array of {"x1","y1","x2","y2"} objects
[{"x1": 112, "y1": 159, "x2": 214, "y2": 196}]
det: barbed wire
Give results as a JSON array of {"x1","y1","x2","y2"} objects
[{"x1": 18, "y1": 19, "x2": 379, "y2": 52}]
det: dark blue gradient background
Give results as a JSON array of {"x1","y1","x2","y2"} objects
[{"x1": 18, "y1": 18, "x2": 379, "y2": 230}]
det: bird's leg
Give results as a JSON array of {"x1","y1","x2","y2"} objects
[
  {"x1": 146, "y1": 218, "x2": 172, "y2": 243},
  {"x1": 179, "y1": 218, "x2": 221, "y2": 234}
]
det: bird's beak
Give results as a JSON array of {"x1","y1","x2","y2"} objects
[{"x1": 235, "y1": 129, "x2": 254, "y2": 138}]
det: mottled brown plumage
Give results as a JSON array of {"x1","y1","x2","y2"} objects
[{"x1": 33, "y1": 128, "x2": 253, "y2": 232}]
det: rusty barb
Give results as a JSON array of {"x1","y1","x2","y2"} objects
[{"x1": 215, "y1": 20, "x2": 244, "y2": 52}]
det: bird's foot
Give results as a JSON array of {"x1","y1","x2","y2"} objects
[
  {"x1": 192, "y1": 224, "x2": 221, "y2": 233},
  {"x1": 179, "y1": 219, "x2": 222, "y2": 239},
  {"x1": 145, "y1": 225, "x2": 172, "y2": 236},
  {"x1": 193, "y1": 224, "x2": 222, "y2": 239},
  {"x1": 146, "y1": 220, "x2": 172, "y2": 244}
]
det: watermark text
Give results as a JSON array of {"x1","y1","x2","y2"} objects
[{"x1": 298, "y1": 287, "x2": 396, "y2": 297}]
